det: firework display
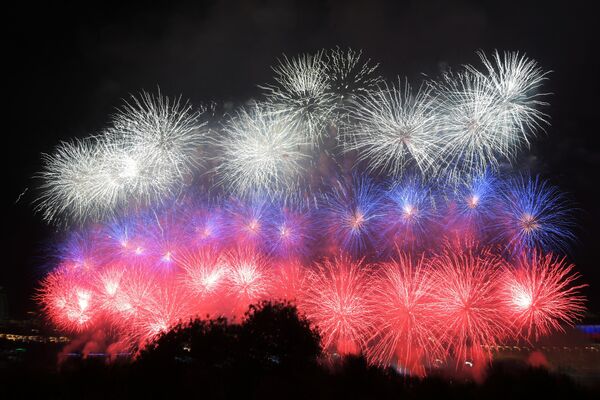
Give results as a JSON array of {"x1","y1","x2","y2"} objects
[{"x1": 34, "y1": 49, "x2": 587, "y2": 376}]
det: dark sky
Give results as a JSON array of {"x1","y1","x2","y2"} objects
[{"x1": 4, "y1": 0, "x2": 599, "y2": 317}]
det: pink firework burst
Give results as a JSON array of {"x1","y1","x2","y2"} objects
[
  {"x1": 500, "y1": 251, "x2": 586, "y2": 339},
  {"x1": 94, "y1": 264, "x2": 128, "y2": 315},
  {"x1": 132, "y1": 280, "x2": 194, "y2": 346},
  {"x1": 114, "y1": 266, "x2": 161, "y2": 323},
  {"x1": 176, "y1": 248, "x2": 229, "y2": 315},
  {"x1": 302, "y1": 256, "x2": 375, "y2": 355},
  {"x1": 429, "y1": 247, "x2": 509, "y2": 364},
  {"x1": 38, "y1": 266, "x2": 98, "y2": 332},
  {"x1": 367, "y1": 253, "x2": 441, "y2": 376},
  {"x1": 222, "y1": 248, "x2": 274, "y2": 317}
]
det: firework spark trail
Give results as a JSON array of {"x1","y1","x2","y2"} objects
[
  {"x1": 324, "y1": 47, "x2": 382, "y2": 103},
  {"x1": 346, "y1": 80, "x2": 440, "y2": 177},
  {"x1": 367, "y1": 253, "x2": 441, "y2": 376},
  {"x1": 301, "y1": 256, "x2": 375, "y2": 355},
  {"x1": 501, "y1": 251, "x2": 586, "y2": 339}
]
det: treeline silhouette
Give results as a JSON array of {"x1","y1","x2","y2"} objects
[{"x1": 1, "y1": 301, "x2": 596, "y2": 399}]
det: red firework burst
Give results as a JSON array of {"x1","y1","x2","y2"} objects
[
  {"x1": 301, "y1": 256, "x2": 375, "y2": 355},
  {"x1": 367, "y1": 253, "x2": 441, "y2": 376},
  {"x1": 132, "y1": 280, "x2": 194, "y2": 346},
  {"x1": 500, "y1": 251, "x2": 586, "y2": 339},
  {"x1": 429, "y1": 247, "x2": 509, "y2": 364}
]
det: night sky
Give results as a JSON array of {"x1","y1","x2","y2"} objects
[{"x1": 5, "y1": 0, "x2": 599, "y2": 317}]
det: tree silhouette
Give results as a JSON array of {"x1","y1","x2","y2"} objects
[{"x1": 239, "y1": 300, "x2": 322, "y2": 370}]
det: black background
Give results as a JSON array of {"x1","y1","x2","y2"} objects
[{"x1": 4, "y1": 0, "x2": 599, "y2": 317}]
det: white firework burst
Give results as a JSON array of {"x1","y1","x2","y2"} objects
[
  {"x1": 345, "y1": 79, "x2": 440, "y2": 177},
  {"x1": 36, "y1": 138, "x2": 107, "y2": 224},
  {"x1": 111, "y1": 90, "x2": 205, "y2": 186},
  {"x1": 432, "y1": 70, "x2": 513, "y2": 183},
  {"x1": 473, "y1": 50, "x2": 549, "y2": 142},
  {"x1": 433, "y1": 52, "x2": 549, "y2": 183},
  {"x1": 324, "y1": 47, "x2": 382, "y2": 102},
  {"x1": 262, "y1": 52, "x2": 337, "y2": 144},
  {"x1": 216, "y1": 104, "x2": 309, "y2": 199},
  {"x1": 36, "y1": 91, "x2": 206, "y2": 225}
]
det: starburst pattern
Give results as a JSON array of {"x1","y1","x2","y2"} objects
[{"x1": 346, "y1": 80, "x2": 439, "y2": 177}]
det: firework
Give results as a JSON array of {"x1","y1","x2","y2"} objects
[
  {"x1": 320, "y1": 174, "x2": 384, "y2": 256},
  {"x1": 429, "y1": 247, "x2": 509, "y2": 363},
  {"x1": 267, "y1": 205, "x2": 314, "y2": 259},
  {"x1": 36, "y1": 138, "x2": 106, "y2": 224},
  {"x1": 225, "y1": 197, "x2": 273, "y2": 250},
  {"x1": 176, "y1": 248, "x2": 228, "y2": 316},
  {"x1": 217, "y1": 104, "x2": 309, "y2": 198},
  {"x1": 111, "y1": 91, "x2": 206, "y2": 189},
  {"x1": 380, "y1": 177, "x2": 438, "y2": 251},
  {"x1": 185, "y1": 204, "x2": 226, "y2": 249},
  {"x1": 38, "y1": 266, "x2": 98, "y2": 332},
  {"x1": 117, "y1": 266, "x2": 159, "y2": 320},
  {"x1": 222, "y1": 248, "x2": 274, "y2": 317},
  {"x1": 132, "y1": 282, "x2": 193, "y2": 345},
  {"x1": 262, "y1": 52, "x2": 337, "y2": 144},
  {"x1": 501, "y1": 251, "x2": 586, "y2": 339},
  {"x1": 453, "y1": 171, "x2": 498, "y2": 221},
  {"x1": 495, "y1": 175, "x2": 575, "y2": 255},
  {"x1": 367, "y1": 253, "x2": 441, "y2": 376},
  {"x1": 36, "y1": 92, "x2": 206, "y2": 225},
  {"x1": 444, "y1": 171, "x2": 500, "y2": 244},
  {"x1": 302, "y1": 256, "x2": 375, "y2": 355},
  {"x1": 33, "y1": 49, "x2": 587, "y2": 378},
  {"x1": 346, "y1": 80, "x2": 440, "y2": 177},
  {"x1": 94, "y1": 265, "x2": 128, "y2": 315},
  {"x1": 432, "y1": 70, "x2": 515, "y2": 182},
  {"x1": 472, "y1": 50, "x2": 549, "y2": 142}
]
